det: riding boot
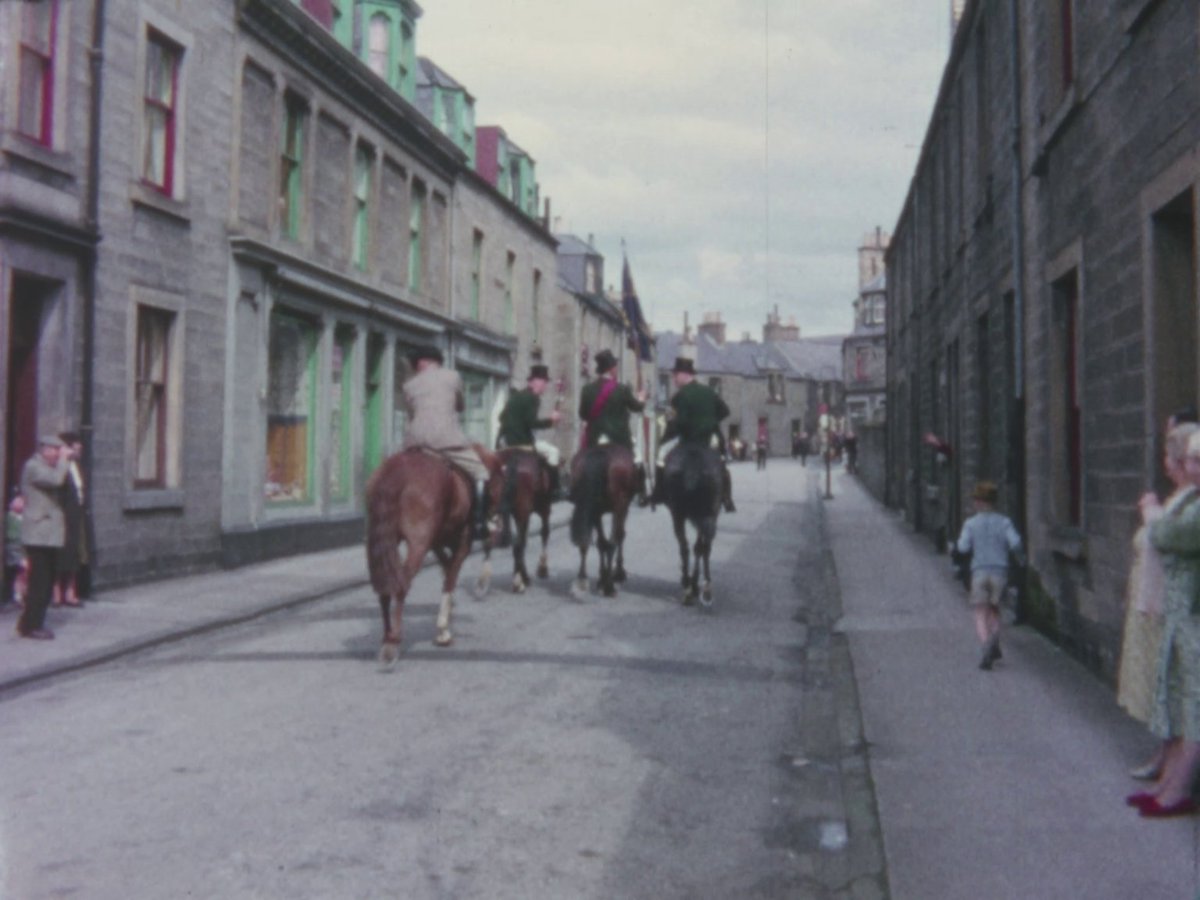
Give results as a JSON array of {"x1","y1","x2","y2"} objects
[
  {"x1": 548, "y1": 465, "x2": 565, "y2": 502},
  {"x1": 649, "y1": 464, "x2": 667, "y2": 508},
  {"x1": 721, "y1": 465, "x2": 736, "y2": 513},
  {"x1": 473, "y1": 479, "x2": 491, "y2": 540}
]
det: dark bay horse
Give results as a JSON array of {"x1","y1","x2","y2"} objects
[
  {"x1": 569, "y1": 443, "x2": 638, "y2": 598},
  {"x1": 491, "y1": 448, "x2": 554, "y2": 593},
  {"x1": 663, "y1": 443, "x2": 723, "y2": 607},
  {"x1": 365, "y1": 447, "x2": 500, "y2": 662}
]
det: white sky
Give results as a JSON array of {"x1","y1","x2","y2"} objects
[{"x1": 419, "y1": 1, "x2": 952, "y2": 339}]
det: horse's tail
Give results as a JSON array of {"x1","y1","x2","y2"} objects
[
  {"x1": 365, "y1": 461, "x2": 410, "y2": 598},
  {"x1": 570, "y1": 448, "x2": 607, "y2": 547}
]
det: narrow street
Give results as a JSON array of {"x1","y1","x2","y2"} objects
[{"x1": 0, "y1": 461, "x2": 883, "y2": 899}]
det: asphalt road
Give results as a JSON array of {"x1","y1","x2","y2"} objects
[{"x1": 0, "y1": 460, "x2": 884, "y2": 899}]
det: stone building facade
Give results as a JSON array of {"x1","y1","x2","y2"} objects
[
  {"x1": 843, "y1": 228, "x2": 889, "y2": 429},
  {"x1": 886, "y1": 0, "x2": 1200, "y2": 675},
  {"x1": 0, "y1": 0, "x2": 641, "y2": 587}
]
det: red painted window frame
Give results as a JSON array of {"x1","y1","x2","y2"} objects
[
  {"x1": 142, "y1": 31, "x2": 181, "y2": 196},
  {"x1": 17, "y1": 0, "x2": 58, "y2": 146}
]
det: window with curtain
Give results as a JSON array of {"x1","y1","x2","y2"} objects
[
  {"x1": 352, "y1": 144, "x2": 372, "y2": 269},
  {"x1": 134, "y1": 306, "x2": 174, "y2": 487},
  {"x1": 142, "y1": 31, "x2": 181, "y2": 194},
  {"x1": 279, "y1": 96, "x2": 307, "y2": 238},
  {"x1": 17, "y1": 0, "x2": 58, "y2": 145},
  {"x1": 408, "y1": 181, "x2": 425, "y2": 291},
  {"x1": 367, "y1": 13, "x2": 390, "y2": 79}
]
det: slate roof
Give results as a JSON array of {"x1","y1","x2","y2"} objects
[{"x1": 656, "y1": 331, "x2": 844, "y2": 381}]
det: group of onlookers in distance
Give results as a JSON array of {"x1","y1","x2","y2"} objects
[
  {"x1": 1118, "y1": 407, "x2": 1200, "y2": 818},
  {"x1": 4, "y1": 432, "x2": 91, "y2": 641}
]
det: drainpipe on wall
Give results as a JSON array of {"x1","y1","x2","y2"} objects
[{"x1": 81, "y1": 0, "x2": 108, "y2": 585}]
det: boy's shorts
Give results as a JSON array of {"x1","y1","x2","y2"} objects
[{"x1": 969, "y1": 570, "x2": 1007, "y2": 607}]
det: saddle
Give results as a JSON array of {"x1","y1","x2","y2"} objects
[{"x1": 412, "y1": 447, "x2": 476, "y2": 491}]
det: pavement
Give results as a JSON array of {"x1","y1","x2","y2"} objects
[
  {"x1": 2, "y1": 463, "x2": 1196, "y2": 897},
  {"x1": 825, "y1": 468, "x2": 1200, "y2": 900}
]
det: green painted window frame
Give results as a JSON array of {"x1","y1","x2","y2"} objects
[
  {"x1": 279, "y1": 96, "x2": 307, "y2": 239},
  {"x1": 532, "y1": 269, "x2": 542, "y2": 344},
  {"x1": 470, "y1": 229, "x2": 483, "y2": 320},
  {"x1": 364, "y1": 334, "x2": 386, "y2": 476},
  {"x1": 330, "y1": 325, "x2": 355, "y2": 503},
  {"x1": 352, "y1": 143, "x2": 371, "y2": 269},
  {"x1": 408, "y1": 181, "x2": 424, "y2": 292},
  {"x1": 504, "y1": 251, "x2": 515, "y2": 334}
]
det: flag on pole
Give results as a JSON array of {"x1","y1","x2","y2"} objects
[{"x1": 621, "y1": 256, "x2": 654, "y2": 362}]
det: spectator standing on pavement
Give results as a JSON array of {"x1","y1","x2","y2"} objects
[
  {"x1": 4, "y1": 491, "x2": 26, "y2": 609},
  {"x1": 16, "y1": 435, "x2": 71, "y2": 640},
  {"x1": 954, "y1": 481, "x2": 1024, "y2": 670},
  {"x1": 53, "y1": 431, "x2": 88, "y2": 608},
  {"x1": 1131, "y1": 429, "x2": 1200, "y2": 817},
  {"x1": 1118, "y1": 419, "x2": 1199, "y2": 782}
]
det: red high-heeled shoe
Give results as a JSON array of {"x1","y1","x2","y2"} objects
[
  {"x1": 1126, "y1": 792, "x2": 1156, "y2": 808},
  {"x1": 1139, "y1": 797, "x2": 1198, "y2": 818}
]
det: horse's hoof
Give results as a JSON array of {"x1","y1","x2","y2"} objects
[
  {"x1": 700, "y1": 586, "x2": 714, "y2": 608},
  {"x1": 602, "y1": 583, "x2": 617, "y2": 598},
  {"x1": 379, "y1": 643, "x2": 400, "y2": 666},
  {"x1": 615, "y1": 568, "x2": 627, "y2": 583},
  {"x1": 512, "y1": 575, "x2": 527, "y2": 594},
  {"x1": 536, "y1": 564, "x2": 549, "y2": 579},
  {"x1": 682, "y1": 590, "x2": 696, "y2": 606},
  {"x1": 571, "y1": 579, "x2": 589, "y2": 600},
  {"x1": 434, "y1": 630, "x2": 453, "y2": 647}
]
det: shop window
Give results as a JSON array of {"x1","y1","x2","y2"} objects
[
  {"x1": 142, "y1": 30, "x2": 182, "y2": 195},
  {"x1": 392, "y1": 350, "x2": 412, "y2": 446},
  {"x1": 329, "y1": 325, "x2": 355, "y2": 502},
  {"x1": 266, "y1": 311, "x2": 317, "y2": 504},
  {"x1": 134, "y1": 306, "x2": 174, "y2": 487}
]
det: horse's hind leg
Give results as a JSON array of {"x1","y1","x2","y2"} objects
[
  {"x1": 673, "y1": 514, "x2": 694, "y2": 603},
  {"x1": 435, "y1": 533, "x2": 472, "y2": 647},
  {"x1": 573, "y1": 545, "x2": 590, "y2": 598},
  {"x1": 535, "y1": 509, "x2": 550, "y2": 580},
  {"x1": 613, "y1": 510, "x2": 629, "y2": 584},
  {"x1": 378, "y1": 593, "x2": 402, "y2": 665},
  {"x1": 596, "y1": 520, "x2": 617, "y2": 597},
  {"x1": 512, "y1": 513, "x2": 530, "y2": 593}
]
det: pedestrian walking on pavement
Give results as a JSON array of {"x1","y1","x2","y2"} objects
[
  {"x1": 953, "y1": 481, "x2": 1024, "y2": 671},
  {"x1": 1130, "y1": 428, "x2": 1200, "y2": 818},
  {"x1": 1118, "y1": 420, "x2": 1199, "y2": 782},
  {"x1": 16, "y1": 435, "x2": 71, "y2": 640}
]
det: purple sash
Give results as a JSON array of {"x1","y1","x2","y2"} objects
[{"x1": 580, "y1": 379, "x2": 618, "y2": 450}]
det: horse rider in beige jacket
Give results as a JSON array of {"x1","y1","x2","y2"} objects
[{"x1": 401, "y1": 345, "x2": 493, "y2": 538}]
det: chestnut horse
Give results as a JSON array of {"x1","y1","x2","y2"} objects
[
  {"x1": 492, "y1": 448, "x2": 554, "y2": 593},
  {"x1": 569, "y1": 444, "x2": 638, "y2": 597},
  {"x1": 662, "y1": 443, "x2": 723, "y2": 608},
  {"x1": 365, "y1": 447, "x2": 500, "y2": 662}
]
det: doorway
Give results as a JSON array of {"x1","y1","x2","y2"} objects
[{"x1": 6, "y1": 277, "x2": 48, "y2": 502}]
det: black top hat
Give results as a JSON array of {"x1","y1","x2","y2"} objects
[
  {"x1": 594, "y1": 348, "x2": 617, "y2": 373},
  {"x1": 671, "y1": 357, "x2": 695, "y2": 375},
  {"x1": 408, "y1": 345, "x2": 444, "y2": 367},
  {"x1": 527, "y1": 364, "x2": 550, "y2": 381}
]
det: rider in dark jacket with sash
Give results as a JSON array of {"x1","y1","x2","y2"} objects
[
  {"x1": 651, "y1": 357, "x2": 736, "y2": 512},
  {"x1": 578, "y1": 348, "x2": 646, "y2": 449}
]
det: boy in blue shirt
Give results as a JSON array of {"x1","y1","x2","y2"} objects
[{"x1": 955, "y1": 481, "x2": 1025, "y2": 670}]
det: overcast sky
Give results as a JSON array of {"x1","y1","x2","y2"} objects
[{"x1": 419, "y1": 1, "x2": 953, "y2": 340}]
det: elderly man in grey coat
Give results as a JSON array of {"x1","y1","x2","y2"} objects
[{"x1": 17, "y1": 435, "x2": 71, "y2": 640}]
